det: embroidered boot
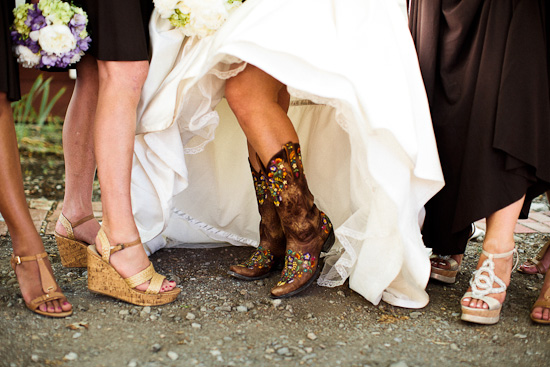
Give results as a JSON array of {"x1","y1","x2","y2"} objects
[
  {"x1": 228, "y1": 160, "x2": 286, "y2": 280},
  {"x1": 266, "y1": 142, "x2": 335, "y2": 298}
]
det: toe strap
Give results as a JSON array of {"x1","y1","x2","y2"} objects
[
  {"x1": 124, "y1": 263, "x2": 167, "y2": 294},
  {"x1": 532, "y1": 289, "x2": 550, "y2": 311},
  {"x1": 27, "y1": 291, "x2": 67, "y2": 311},
  {"x1": 462, "y1": 291, "x2": 502, "y2": 310}
]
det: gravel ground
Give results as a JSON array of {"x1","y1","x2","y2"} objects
[{"x1": 0, "y1": 158, "x2": 549, "y2": 367}]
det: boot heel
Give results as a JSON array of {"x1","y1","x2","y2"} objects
[{"x1": 55, "y1": 233, "x2": 88, "y2": 268}]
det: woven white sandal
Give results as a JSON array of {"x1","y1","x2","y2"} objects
[{"x1": 461, "y1": 247, "x2": 517, "y2": 325}]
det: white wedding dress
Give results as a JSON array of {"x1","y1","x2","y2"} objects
[{"x1": 131, "y1": 0, "x2": 444, "y2": 308}]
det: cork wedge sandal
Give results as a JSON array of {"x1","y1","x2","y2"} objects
[
  {"x1": 55, "y1": 213, "x2": 95, "y2": 268},
  {"x1": 87, "y1": 227, "x2": 180, "y2": 306},
  {"x1": 11, "y1": 252, "x2": 72, "y2": 318}
]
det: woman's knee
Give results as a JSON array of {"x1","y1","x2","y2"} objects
[{"x1": 98, "y1": 60, "x2": 149, "y2": 93}]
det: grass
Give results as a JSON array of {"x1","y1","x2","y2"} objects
[{"x1": 11, "y1": 74, "x2": 65, "y2": 155}]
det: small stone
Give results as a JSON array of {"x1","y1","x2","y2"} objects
[
  {"x1": 191, "y1": 323, "x2": 201, "y2": 329},
  {"x1": 450, "y1": 343, "x2": 459, "y2": 351},
  {"x1": 150, "y1": 315, "x2": 158, "y2": 321},
  {"x1": 151, "y1": 343, "x2": 162, "y2": 353},
  {"x1": 143, "y1": 306, "x2": 151, "y2": 314},
  {"x1": 451, "y1": 312, "x2": 460, "y2": 317},
  {"x1": 337, "y1": 291, "x2": 346, "y2": 297},
  {"x1": 73, "y1": 332, "x2": 82, "y2": 339},
  {"x1": 31, "y1": 355, "x2": 39, "y2": 362},
  {"x1": 63, "y1": 352, "x2": 78, "y2": 361},
  {"x1": 119, "y1": 310, "x2": 129, "y2": 316},
  {"x1": 389, "y1": 362, "x2": 408, "y2": 367},
  {"x1": 409, "y1": 312, "x2": 422, "y2": 319},
  {"x1": 186, "y1": 312, "x2": 196, "y2": 320},
  {"x1": 265, "y1": 348, "x2": 275, "y2": 354},
  {"x1": 305, "y1": 347, "x2": 313, "y2": 353},
  {"x1": 167, "y1": 351, "x2": 178, "y2": 361},
  {"x1": 277, "y1": 347, "x2": 290, "y2": 355},
  {"x1": 128, "y1": 360, "x2": 138, "y2": 367},
  {"x1": 272, "y1": 299, "x2": 282, "y2": 307},
  {"x1": 236, "y1": 306, "x2": 248, "y2": 313},
  {"x1": 210, "y1": 349, "x2": 221, "y2": 356},
  {"x1": 307, "y1": 333, "x2": 317, "y2": 341},
  {"x1": 514, "y1": 334, "x2": 528, "y2": 339}
]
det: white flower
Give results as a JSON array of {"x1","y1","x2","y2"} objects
[
  {"x1": 38, "y1": 24, "x2": 76, "y2": 55},
  {"x1": 15, "y1": 45, "x2": 41, "y2": 68},
  {"x1": 154, "y1": 0, "x2": 182, "y2": 18},
  {"x1": 29, "y1": 30, "x2": 40, "y2": 42}
]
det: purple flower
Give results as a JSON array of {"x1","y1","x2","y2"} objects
[{"x1": 41, "y1": 54, "x2": 58, "y2": 67}]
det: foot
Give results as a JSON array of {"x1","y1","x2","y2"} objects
[
  {"x1": 531, "y1": 271, "x2": 550, "y2": 322},
  {"x1": 14, "y1": 251, "x2": 72, "y2": 314},
  {"x1": 519, "y1": 241, "x2": 550, "y2": 275},
  {"x1": 95, "y1": 229, "x2": 177, "y2": 293},
  {"x1": 461, "y1": 246, "x2": 514, "y2": 310},
  {"x1": 55, "y1": 213, "x2": 100, "y2": 245},
  {"x1": 430, "y1": 254, "x2": 463, "y2": 270}
]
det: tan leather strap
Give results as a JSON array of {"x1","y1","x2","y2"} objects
[
  {"x1": 11, "y1": 252, "x2": 57, "y2": 295},
  {"x1": 11, "y1": 252, "x2": 48, "y2": 270},
  {"x1": 96, "y1": 227, "x2": 142, "y2": 263},
  {"x1": 124, "y1": 262, "x2": 155, "y2": 289},
  {"x1": 27, "y1": 291, "x2": 66, "y2": 311},
  {"x1": 59, "y1": 213, "x2": 95, "y2": 240},
  {"x1": 110, "y1": 238, "x2": 142, "y2": 256}
]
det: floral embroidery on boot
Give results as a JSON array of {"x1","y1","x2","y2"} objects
[{"x1": 277, "y1": 249, "x2": 317, "y2": 286}]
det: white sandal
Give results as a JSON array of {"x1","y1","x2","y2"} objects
[{"x1": 461, "y1": 247, "x2": 517, "y2": 325}]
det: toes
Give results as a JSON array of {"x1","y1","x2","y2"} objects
[
  {"x1": 61, "y1": 300, "x2": 72, "y2": 312},
  {"x1": 46, "y1": 301, "x2": 55, "y2": 313},
  {"x1": 461, "y1": 297, "x2": 470, "y2": 306},
  {"x1": 52, "y1": 300, "x2": 63, "y2": 313},
  {"x1": 39, "y1": 303, "x2": 48, "y2": 313}
]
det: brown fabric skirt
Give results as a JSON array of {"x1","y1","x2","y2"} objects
[
  {"x1": 0, "y1": 0, "x2": 20, "y2": 101},
  {"x1": 74, "y1": 0, "x2": 154, "y2": 61},
  {"x1": 409, "y1": 0, "x2": 550, "y2": 254}
]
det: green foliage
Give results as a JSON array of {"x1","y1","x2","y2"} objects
[
  {"x1": 11, "y1": 74, "x2": 65, "y2": 155},
  {"x1": 11, "y1": 73, "x2": 66, "y2": 126}
]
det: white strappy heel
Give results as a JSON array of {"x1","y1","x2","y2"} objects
[{"x1": 461, "y1": 247, "x2": 518, "y2": 325}]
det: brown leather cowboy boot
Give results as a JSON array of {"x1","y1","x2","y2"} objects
[
  {"x1": 266, "y1": 142, "x2": 335, "y2": 298},
  {"x1": 228, "y1": 159, "x2": 286, "y2": 280}
]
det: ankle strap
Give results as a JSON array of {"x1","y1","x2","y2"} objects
[
  {"x1": 482, "y1": 247, "x2": 519, "y2": 271},
  {"x1": 59, "y1": 213, "x2": 95, "y2": 239},
  {"x1": 11, "y1": 252, "x2": 48, "y2": 268},
  {"x1": 96, "y1": 227, "x2": 142, "y2": 263}
]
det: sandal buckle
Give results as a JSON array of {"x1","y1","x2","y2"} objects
[{"x1": 14, "y1": 256, "x2": 22, "y2": 265}]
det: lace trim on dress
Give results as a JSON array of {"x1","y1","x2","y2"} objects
[{"x1": 172, "y1": 208, "x2": 258, "y2": 247}]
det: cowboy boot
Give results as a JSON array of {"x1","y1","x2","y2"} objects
[
  {"x1": 228, "y1": 159, "x2": 286, "y2": 280},
  {"x1": 265, "y1": 142, "x2": 335, "y2": 298}
]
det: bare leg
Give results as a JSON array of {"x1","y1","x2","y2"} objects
[
  {"x1": 93, "y1": 60, "x2": 174, "y2": 292},
  {"x1": 462, "y1": 196, "x2": 524, "y2": 309},
  {"x1": 54, "y1": 56, "x2": 100, "y2": 244},
  {"x1": 226, "y1": 65, "x2": 295, "y2": 164},
  {"x1": 0, "y1": 92, "x2": 71, "y2": 314}
]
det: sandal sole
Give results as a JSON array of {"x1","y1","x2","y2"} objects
[{"x1": 55, "y1": 232, "x2": 88, "y2": 268}]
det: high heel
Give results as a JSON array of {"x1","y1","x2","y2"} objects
[
  {"x1": 87, "y1": 227, "x2": 180, "y2": 306},
  {"x1": 55, "y1": 213, "x2": 95, "y2": 268},
  {"x1": 228, "y1": 159, "x2": 286, "y2": 280},
  {"x1": 11, "y1": 252, "x2": 72, "y2": 318},
  {"x1": 264, "y1": 142, "x2": 335, "y2": 299},
  {"x1": 461, "y1": 247, "x2": 517, "y2": 325}
]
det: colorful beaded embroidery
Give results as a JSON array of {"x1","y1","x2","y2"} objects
[
  {"x1": 252, "y1": 171, "x2": 269, "y2": 205},
  {"x1": 267, "y1": 158, "x2": 288, "y2": 206},
  {"x1": 287, "y1": 143, "x2": 302, "y2": 178},
  {"x1": 320, "y1": 212, "x2": 332, "y2": 234},
  {"x1": 277, "y1": 249, "x2": 317, "y2": 286},
  {"x1": 238, "y1": 246, "x2": 274, "y2": 269}
]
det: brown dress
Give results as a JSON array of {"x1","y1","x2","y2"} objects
[
  {"x1": 0, "y1": 0, "x2": 20, "y2": 101},
  {"x1": 409, "y1": 0, "x2": 550, "y2": 255}
]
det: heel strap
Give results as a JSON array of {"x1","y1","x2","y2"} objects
[
  {"x1": 96, "y1": 227, "x2": 142, "y2": 263},
  {"x1": 11, "y1": 252, "x2": 57, "y2": 295},
  {"x1": 59, "y1": 213, "x2": 95, "y2": 240}
]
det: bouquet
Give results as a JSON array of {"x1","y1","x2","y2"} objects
[
  {"x1": 11, "y1": 0, "x2": 91, "y2": 69},
  {"x1": 154, "y1": 0, "x2": 242, "y2": 38}
]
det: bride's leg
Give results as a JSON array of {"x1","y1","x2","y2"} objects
[
  {"x1": 54, "y1": 56, "x2": 100, "y2": 245},
  {"x1": 0, "y1": 92, "x2": 71, "y2": 314},
  {"x1": 225, "y1": 65, "x2": 335, "y2": 298},
  {"x1": 93, "y1": 60, "x2": 175, "y2": 293}
]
